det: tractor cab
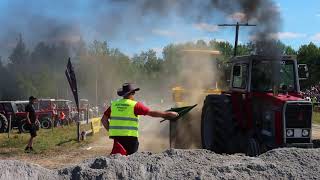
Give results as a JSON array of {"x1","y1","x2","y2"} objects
[
  {"x1": 230, "y1": 55, "x2": 312, "y2": 148},
  {"x1": 230, "y1": 55, "x2": 302, "y2": 94},
  {"x1": 201, "y1": 55, "x2": 313, "y2": 156}
]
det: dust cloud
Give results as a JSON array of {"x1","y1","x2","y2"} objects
[
  {"x1": 138, "y1": 50, "x2": 220, "y2": 151},
  {"x1": 2, "y1": 0, "x2": 282, "y2": 152}
]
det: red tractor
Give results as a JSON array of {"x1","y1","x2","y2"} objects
[
  {"x1": 200, "y1": 55, "x2": 313, "y2": 156},
  {"x1": 14, "y1": 100, "x2": 55, "y2": 132},
  {"x1": 33, "y1": 99, "x2": 56, "y2": 129}
]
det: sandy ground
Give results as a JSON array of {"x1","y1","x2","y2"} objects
[
  {"x1": 312, "y1": 124, "x2": 320, "y2": 139},
  {"x1": 0, "y1": 128, "x2": 170, "y2": 169}
]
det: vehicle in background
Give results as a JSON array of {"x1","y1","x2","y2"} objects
[
  {"x1": 34, "y1": 99, "x2": 56, "y2": 129},
  {"x1": 14, "y1": 100, "x2": 54, "y2": 132},
  {"x1": 0, "y1": 101, "x2": 29, "y2": 133},
  {"x1": 55, "y1": 99, "x2": 73, "y2": 125},
  {"x1": 15, "y1": 100, "x2": 29, "y2": 112}
]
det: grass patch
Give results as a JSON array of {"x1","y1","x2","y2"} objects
[
  {"x1": 313, "y1": 111, "x2": 320, "y2": 124},
  {"x1": 0, "y1": 124, "x2": 94, "y2": 155}
]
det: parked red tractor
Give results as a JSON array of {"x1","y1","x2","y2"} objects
[
  {"x1": 33, "y1": 99, "x2": 56, "y2": 129},
  {"x1": 13, "y1": 100, "x2": 55, "y2": 132},
  {"x1": 200, "y1": 55, "x2": 312, "y2": 156}
]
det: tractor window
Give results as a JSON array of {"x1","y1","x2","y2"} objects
[
  {"x1": 3, "y1": 103, "x2": 13, "y2": 112},
  {"x1": 39, "y1": 101, "x2": 51, "y2": 110},
  {"x1": 56, "y1": 101, "x2": 69, "y2": 108},
  {"x1": 232, "y1": 64, "x2": 248, "y2": 89},
  {"x1": 16, "y1": 104, "x2": 24, "y2": 112},
  {"x1": 251, "y1": 60, "x2": 296, "y2": 92}
]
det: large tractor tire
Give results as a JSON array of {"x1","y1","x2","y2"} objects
[
  {"x1": 41, "y1": 118, "x2": 52, "y2": 129},
  {"x1": 0, "y1": 114, "x2": 8, "y2": 133},
  {"x1": 201, "y1": 94, "x2": 237, "y2": 154}
]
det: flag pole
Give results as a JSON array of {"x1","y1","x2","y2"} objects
[
  {"x1": 77, "y1": 112, "x2": 80, "y2": 142},
  {"x1": 65, "y1": 57, "x2": 81, "y2": 142}
]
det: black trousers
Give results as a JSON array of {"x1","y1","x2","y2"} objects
[
  {"x1": 112, "y1": 136, "x2": 139, "y2": 155},
  {"x1": 27, "y1": 123, "x2": 37, "y2": 137}
]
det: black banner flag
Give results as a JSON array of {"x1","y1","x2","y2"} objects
[{"x1": 65, "y1": 58, "x2": 79, "y2": 113}]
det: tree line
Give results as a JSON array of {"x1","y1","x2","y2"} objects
[{"x1": 0, "y1": 35, "x2": 319, "y2": 105}]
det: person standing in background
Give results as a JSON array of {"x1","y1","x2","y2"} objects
[{"x1": 25, "y1": 96, "x2": 39, "y2": 153}]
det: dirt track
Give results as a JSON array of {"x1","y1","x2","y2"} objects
[
  {"x1": 312, "y1": 124, "x2": 320, "y2": 139},
  {"x1": 0, "y1": 132, "x2": 169, "y2": 169}
]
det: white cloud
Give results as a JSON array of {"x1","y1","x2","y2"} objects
[
  {"x1": 311, "y1": 33, "x2": 320, "y2": 42},
  {"x1": 152, "y1": 47, "x2": 163, "y2": 54},
  {"x1": 132, "y1": 37, "x2": 144, "y2": 43},
  {"x1": 228, "y1": 12, "x2": 247, "y2": 22},
  {"x1": 151, "y1": 29, "x2": 176, "y2": 37},
  {"x1": 193, "y1": 23, "x2": 219, "y2": 32},
  {"x1": 316, "y1": 14, "x2": 320, "y2": 17},
  {"x1": 269, "y1": 32, "x2": 307, "y2": 40}
]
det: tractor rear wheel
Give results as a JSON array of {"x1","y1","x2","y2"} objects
[
  {"x1": 0, "y1": 114, "x2": 8, "y2": 133},
  {"x1": 201, "y1": 94, "x2": 236, "y2": 154}
]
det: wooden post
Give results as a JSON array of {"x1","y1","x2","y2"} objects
[
  {"x1": 77, "y1": 112, "x2": 80, "y2": 142},
  {"x1": 7, "y1": 115, "x2": 11, "y2": 138},
  {"x1": 86, "y1": 106, "x2": 89, "y2": 124},
  {"x1": 218, "y1": 22, "x2": 256, "y2": 56},
  {"x1": 52, "y1": 114, "x2": 54, "y2": 132}
]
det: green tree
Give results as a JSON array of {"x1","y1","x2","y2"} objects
[
  {"x1": 297, "y1": 42, "x2": 320, "y2": 88},
  {"x1": 8, "y1": 34, "x2": 29, "y2": 66},
  {"x1": 210, "y1": 40, "x2": 233, "y2": 59}
]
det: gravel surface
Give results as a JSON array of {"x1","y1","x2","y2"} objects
[
  {"x1": 1, "y1": 148, "x2": 320, "y2": 180},
  {"x1": 0, "y1": 160, "x2": 58, "y2": 180}
]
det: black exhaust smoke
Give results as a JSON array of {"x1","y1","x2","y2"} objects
[{"x1": 1, "y1": 0, "x2": 281, "y2": 57}]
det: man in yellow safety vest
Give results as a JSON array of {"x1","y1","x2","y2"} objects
[{"x1": 101, "y1": 83, "x2": 178, "y2": 155}]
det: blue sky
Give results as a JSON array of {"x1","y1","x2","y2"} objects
[
  {"x1": 121, "y1": 0, "x2": 320, "y2": 56},
  {"x1": 0, "y1": 0, "x2": 319, "y2": 58}
]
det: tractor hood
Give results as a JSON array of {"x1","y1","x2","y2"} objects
[{"x1": 265, "y1": 92, "x2": 305, "y2": 105}]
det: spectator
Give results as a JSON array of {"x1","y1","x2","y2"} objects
[
  {"x1": 57, "y1": 111, "x2": 66, "y2": 127},
  {"x1": 302, "y1": 82, "x2": 320, "y2": 103},
  {"x1": 25, "y1": 96, "x2": 39, "y2": 153}
]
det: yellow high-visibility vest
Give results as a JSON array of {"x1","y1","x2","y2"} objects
[{"x1": 109, "y1": 99, "x2": 139, "y2": 137}]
